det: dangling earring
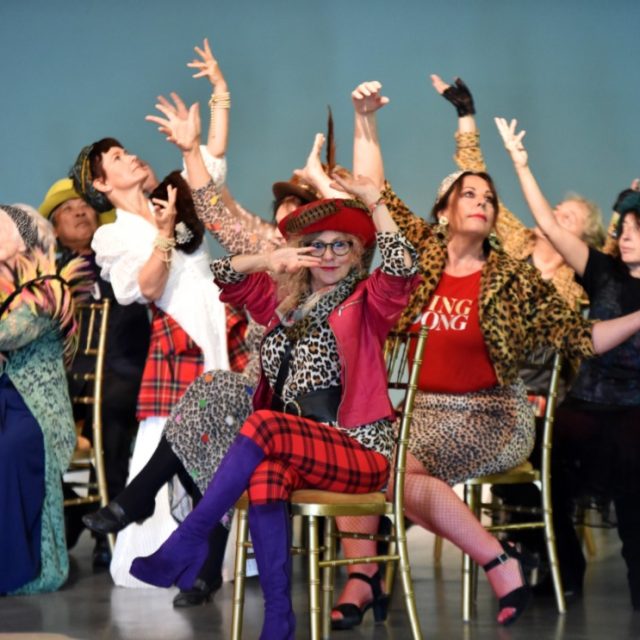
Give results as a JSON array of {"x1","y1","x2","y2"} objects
[
  {"x1": 438, "y1": 216, "x2": 449, "y2": 227},
  {"x1": 488, "y1": 230, "x2": 500, "y2": 250}
]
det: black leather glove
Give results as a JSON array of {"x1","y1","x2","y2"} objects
[{"x1": 442, "y1": 77, "x2": 476, "y2": 117}]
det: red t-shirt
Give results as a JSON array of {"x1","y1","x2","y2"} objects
[{"x1": 409, "y1": 270, "x2": 497, "y2": 393}]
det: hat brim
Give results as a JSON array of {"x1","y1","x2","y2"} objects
[
  {"x1": 272, "y1": 181, "x2": 317, "y2": 204},
  {"x1": 39, "y1": 184, "x2": 82, "y2": 219},
  {"x1": 278, "y1": 199, "x2": 376, "y2": 248}
]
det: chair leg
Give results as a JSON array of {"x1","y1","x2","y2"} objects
[
  {"x1": 541, "y1": 478, "x2": 566, "y2": 614},
  {"x1": 433, "y1": 535, "x2": 443, "y2": 565},
  {"x1": 462, "y1": 484, "x2": 481, "y2": 622},
  {"x1": 307, "y1": 515, "x2": 322, "y2": 640},
  {"x1": 384, "y1": 518, "x2": 398, "y2": 597},
  {"x1": 321, "y1": 517, "x2": 336, "y2": 640},
  {"x1": 581, "y1": 526, "x2": 597, "y2": 557},
  {"x1": 231, "y1": 507, "x2": 249, "y2": 640},
  {"x1": 395, "y1": 513, "x2": 424, "y2": 640}
]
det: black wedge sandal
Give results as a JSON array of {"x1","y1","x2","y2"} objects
[
  {"x1": 483, "y1": 540, "x2": 538, "y2": 626},
  {"x1": 331, "y1": 570, "x2": 390, "y2": 631}
]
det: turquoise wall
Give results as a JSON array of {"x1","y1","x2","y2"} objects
[{"x1": 1, "y1": 0, "x2": 639, "y2": 230}]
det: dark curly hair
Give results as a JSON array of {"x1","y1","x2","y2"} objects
[{"x1": 150, "y1": 171, "x2": 204, "y2": 254}]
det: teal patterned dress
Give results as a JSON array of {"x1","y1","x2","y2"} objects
[{"x1": 0, "y1": 251, "x2": 87, "y2": 594}]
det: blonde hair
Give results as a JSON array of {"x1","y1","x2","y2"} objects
[
  {"x1": 562, "y1": 192, "x2": 605, "y2": 249},
  {"x1": 276, "y1": 231, "x2": 366, "y2": 317}
]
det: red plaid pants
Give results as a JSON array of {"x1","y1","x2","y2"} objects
[{"x1": 240, "y1": 410, "x2": 390, "y2": 504}]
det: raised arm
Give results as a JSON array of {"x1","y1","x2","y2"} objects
[
  {"x1": 432, "y1": 74, "x2": 533, "y2": 255},
  {"x1": 431, "y1": 74, "x2": 477, "y2": 137},
  {"x1": 495, "y1": 117, "x2": 589, "y2": 276},
  {"x1": 351, "y1": 81, "x2": 389, "y2": 190},
  {"x1": 147, "y1": 92, "x2": 211, "y2": 190},
  {"x1": 331, "y1": 172, "x2": 413, "y2": 268},
  {"x1": 187, "y1": 37, "x2": 229, "y2": 159}
]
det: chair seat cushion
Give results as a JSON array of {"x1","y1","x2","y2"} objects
[
  {"x1": 465, "y1": 461, "x2": 540, "y2": 485},
  {"x1": 291, "y1": 489, "x2": 386, "y2": 505}
]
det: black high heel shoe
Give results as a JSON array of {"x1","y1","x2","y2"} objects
[
  {"x1": 331, "y1": 570, "x2": 389, "y2": 631},
  {"x1": 82, "y1": 502, "x2": 132, "y2": 535},
  {"x1": 483, "y1": 540, "x2": 538, "y2": 627},
  {"x1": 172, "y1": 576, "x2": 222, "y2": 608}
]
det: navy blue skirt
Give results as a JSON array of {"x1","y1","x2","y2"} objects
[{"x1": 0, "y1": 374, "x2": 45, "y2": 593}]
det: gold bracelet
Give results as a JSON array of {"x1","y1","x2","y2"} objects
[
  {"x1": 208, "y1": 92, "x2": 231, "y2": 109},
  {"x1": 209, "y1": 92, "x2": 231, "y2": 139},
  {"x1": 153, "y1": 234, "x2": 176, "y2": 252}
]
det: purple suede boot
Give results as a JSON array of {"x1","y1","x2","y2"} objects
[
  {"x1": 249, "y1": 501, "x2": 296, "y2": 640},
  {"x1": 130, "y1": 435, "x2": 264, "y2": 589}
]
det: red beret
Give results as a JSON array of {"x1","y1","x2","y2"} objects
[{"x1": 278, "y1": 198, "x2": 376, "y2": 248}]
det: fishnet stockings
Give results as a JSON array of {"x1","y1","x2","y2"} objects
[{"x1": 334, "y1": 453, "x2": 524, "y2": 623}]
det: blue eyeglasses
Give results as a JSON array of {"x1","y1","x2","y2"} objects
[{"x1": 306, "y1": 240, "x2": 354, "y2": 257}]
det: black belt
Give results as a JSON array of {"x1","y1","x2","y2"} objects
[
  {"x1": 271, "y1": 339, "x2": 341, "y2": 423},
  {"x1": 276, "y1": 386, "x2": 342, "y2": 423}
]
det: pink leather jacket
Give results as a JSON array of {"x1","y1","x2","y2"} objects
[{"x1": 216, "y1": 267, "x2": 420, "y2": 428}]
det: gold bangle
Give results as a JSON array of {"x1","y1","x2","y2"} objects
[
  {"x1": 208, "y1": 92, "x2": 231, "y2": 109},
  {"x1": 153, "y1": 234, "x2": 176, "y2": 252},
  {"x1": 209, "y1": 92, "x2": 231, "y2": 139}
]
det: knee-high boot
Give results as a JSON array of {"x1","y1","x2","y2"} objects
[
  {"x1": 130, "y1": 435, "x2": 264, "y2": 589},
  {"x1": 249, "y1": 501, "x2": 295, "y2": 640}
]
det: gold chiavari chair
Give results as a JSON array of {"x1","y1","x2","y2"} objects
[
  {"x1": 231, "y1": 327, "x2": 428, "y2": 640},
  {"x1": 63, "y1": 299, "x2": 113, "y2": 551},
  {"x1": 460, "y1": 350, "x2": 566, "y2": 620}
]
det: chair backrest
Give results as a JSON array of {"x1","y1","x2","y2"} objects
[
  {"x1": 64, "y1": 298, "x2": 111, "y2": 508},
  {"x1": 539, "y1": 349, "x2": 563, "y2": 486},
  {"x1": 384, "y1": 327, "x2": 429, "y2": 516}
]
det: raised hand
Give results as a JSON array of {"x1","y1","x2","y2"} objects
[
  {"x1": 495, "y1": 117, "x2": 528, "y2": 168},
  {"x1": 431, "y1": 74, "x2": 475, "y2": 116},
  {"x1": 151, "y1": 184, "x2": 178, "y2": 236},
  {"x1": 351, "y1": 81, "x2": 390, "y2": 115},
  {"x1": 146, "y1": 92, "x2": 201, "y2": 152},
  {"x1": 187, "y1": 38, "x2": 227, "y2": 89},
  {"x1": 266, "y1": 246, "x2": 322, "y2": 274},
  {"x1": 330, "y1": 173, "x2": 380, "y2": 208},
  {"x1": 293, "y1": 133, "x2": 327, "y2": 189}
]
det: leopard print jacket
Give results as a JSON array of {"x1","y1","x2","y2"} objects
[{"x1": 381, "y1": 182, "x2": 595, "y2": 386}]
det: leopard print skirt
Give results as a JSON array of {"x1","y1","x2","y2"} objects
[{"x1": 408, "y1": 380, "x2": 534, "y2": 486}]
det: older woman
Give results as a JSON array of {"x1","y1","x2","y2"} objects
[
  {"x1": 125, "y1": 98, "x2": 419, "y2": 637},
  {"x1": 329, "y1": 81, "x2": 640, "y2": 629},
  {"x1": 0, "y1": 205, "x2": 88, "y2": 594},
  {"x1": 497, "y1": 117, "x2": 640, "y2": 607}
]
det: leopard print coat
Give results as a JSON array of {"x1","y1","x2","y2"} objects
[{"x1": 381, "y1": 183, "x2": 595, "y2": 385}]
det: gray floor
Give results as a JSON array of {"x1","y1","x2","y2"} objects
[{"x1": 1, "y1": 526, "x2": 638, "y2": 640}]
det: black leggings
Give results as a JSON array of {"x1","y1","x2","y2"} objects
[
  {"x1": 116, "y1": 436, "x2": 201, "y2": 521},
  {"x1": 552, "y1": 400, "x2": 640, "y2": 601}
]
